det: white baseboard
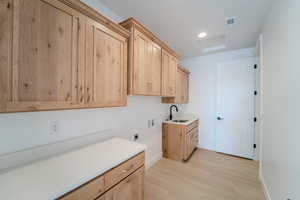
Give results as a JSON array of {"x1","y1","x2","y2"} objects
[
  {"x1": 146, "y1": 152, "x2": 162, "y2": 170},
  {"x1": 259, "y1": 171, "x2": 271, "y2": 200}
]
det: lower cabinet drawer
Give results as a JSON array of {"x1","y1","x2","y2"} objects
[
  {"x1": 186, "y1": 120, "x2": 199, "y2": 133},
  {"x1": 105, "y1": 152, "x2": 145, "y2": 190},
  {"x1": 58, "y1": 176, "x2": 105, "y2": 200},
  {"x1": 100, "y1": 166, "x2": 145, "y2": 200}
]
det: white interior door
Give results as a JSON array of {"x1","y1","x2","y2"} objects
[{"x1": 216, "y1": 59, "x2": 255, "y2": 159}]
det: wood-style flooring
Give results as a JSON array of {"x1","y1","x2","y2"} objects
[{"x1": 145, "y1": 149, "x2": 265, "y2": 200}]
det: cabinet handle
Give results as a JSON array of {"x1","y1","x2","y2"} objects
[
  {"x1": 80, "y1": 96, "x2": 84, "y2": 103},
  {"x1": 121, "y1": 164, "x2": 134, "y2": 173},
  {"x1": 87, "y1": 95, "x2": 91, "y2": 103}
]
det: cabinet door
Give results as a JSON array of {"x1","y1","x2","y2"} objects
[
  {"x1": 147, "y1": 42, "x2": 161, "y2": 95},
  {"x1": 162, "y1": 50, "x2": 177, "y2": 97},
  {"x1": 182, "y1": 72, "x2": 189, "y2": 103},
  {"x1": 133, "y1": 29, "x2": 161, "y2": 96},
  {"x1": 5, "y1": 0, "x2": 84, "y2": 112},
  {"x1": 104, "y1": 167, "x2": 144, "y2": 200},
  {"x1": 85, "y1": 18, "x2": 127, "y2": 107},
  {"x1": 175, "y1": 69, "x2": 184, "y2": 103}
]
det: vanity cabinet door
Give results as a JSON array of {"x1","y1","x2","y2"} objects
[
  {"x1": 104, "y1": 167, "x2": 144, "y2": 200},
  {"x1": 85, "y1": 18, "x2": 127, "y2": 108},
  {"x1": 4, "y1": 0, "x2": 85, "y2": 112}
]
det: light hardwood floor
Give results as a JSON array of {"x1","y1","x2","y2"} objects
[{"x1": 145, "y1": 149, "x2": 265, "y2": 200}]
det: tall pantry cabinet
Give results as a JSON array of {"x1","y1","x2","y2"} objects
[{"x1": 0, "y1": 0, "x2": 129, "y2": 113}]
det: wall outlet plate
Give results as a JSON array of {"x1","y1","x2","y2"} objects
[{"x1": 49, "y1": 120, "x2": 59, "y2": 135}]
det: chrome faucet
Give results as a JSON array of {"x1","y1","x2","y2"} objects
[{"x1": 169, "y1": 105, "x2": 179, "y2": 120}]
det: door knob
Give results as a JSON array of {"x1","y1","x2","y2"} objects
[{"x1": 217, "y1": 117, "x2": 224, "y2": 120}]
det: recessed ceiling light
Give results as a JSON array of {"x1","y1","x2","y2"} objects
[{"x1": 198, "y1": 32, "x2": 207, "y2": 39}]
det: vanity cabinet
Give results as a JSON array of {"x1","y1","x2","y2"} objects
[
  {"x1": 0, "y1": 0, "x2": 129, "y2": 113},
  {"x1": 162, "y1": 66, "x2": 190, "y2": 104},
  {"x1": 120, "y1": 18, "x2": 178, "y2": 96},
  {"x1": 162, "y1": 49, "x2": 177, "y2": 97},
  {"x1": 162, "y1": 120, "x2": 199, "y2": 161}
]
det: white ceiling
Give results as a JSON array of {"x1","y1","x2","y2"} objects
[{"x1": 99, "y1": 0, "x2": 274, "y2": 58}]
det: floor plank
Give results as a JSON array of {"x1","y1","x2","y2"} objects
[{"x1": 145, "y1": 149, "x2": 265, "y2": 200}]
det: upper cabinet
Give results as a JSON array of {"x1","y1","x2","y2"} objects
[
  {"x1": 162, "y1": 49, "x2": 178, "y2": 97},
  {"x1": 162, "y1": 66, "x2": 190, "y2": 104},
  {"x1": 0, "y1": 0, "x2": 129, "y2": 113},
  {"x1": 120, "y1": 18, "x2": 179, "y2": 96},
  {"x1": 84, "y1": 17, "x2": 127, "y2": 108}
]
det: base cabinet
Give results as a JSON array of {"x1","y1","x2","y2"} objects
[
  {"x1": 163, "y1": 120, "x2": 199, "y2": 161},
  {"x1": 58, "y1": 152, "x2": 145, "y2": 200},
  {"x1": 102, "y1": 167, "x2": 144, "y2": 200}
]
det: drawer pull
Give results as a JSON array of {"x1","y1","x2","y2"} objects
[{"x1": 121, "y1": 164, "x2": 134, "y2": 173}]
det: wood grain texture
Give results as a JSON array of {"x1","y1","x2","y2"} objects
[
  {"x1": 130, "y1": 28, "x2": 162, "y2": 96},
  {"x1": 1, "y1": 0, "x2": 128, "y2": 113},
  {"x1": 58, "y1": 0, "x2": 130, "y2": 39},
  {"x1": 85, "y1": 17, "x2": 127, "y2": 108},
  {"x1": 145, "y1": 149, "x2": 265, "y2": 200},
  {"x1": 0, "y1": 0, "x2": 12, "y2": 112},
  {"x1": 161, "y1": 49, "x2": 177, "y2": 97},
  {"x1": 162, "y1": 120, "x2": 199, "y2": 161},
  {"x1": 104, "y1": 166, "x2": 145, "y2": 200},
  {"x1": 162, "y1": 66, "x2": 189, "y2": 104},
  {"x1": 120, "y1": 17, "x2": 178, "y2": 59}
]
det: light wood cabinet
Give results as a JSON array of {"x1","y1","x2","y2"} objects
[
  {"x1": 84, "y1": 17, "x2": 127, "y2": 108},
  {"x1": 162, "y1": 120, "x2": 199, "y2": 161},
  {"x1": 0, "y1": 0, "x2": 129, "y2": 113},
  {"x1": 120, "y1": 18, "x2": 178, "y2": 96},
  {"x1": 58, "y1": 152, "x2": 145, "y2": 200},
  {"x1": 104, "y1": 167, "x2": 144, "y2": 200},
  {"x1": 162, "y1": 66, "x2": 190, "y2": 104},
  {"x1": 162, "y1": 49, "x2": 177, "y2": 97}
]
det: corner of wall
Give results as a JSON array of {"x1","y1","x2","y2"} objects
[
  {"x1": 259, "y1": 171, "x2": 272, "y2": 200},
  {"x1": 146, "y1": 151, "x2": 163, "y2": 170}
]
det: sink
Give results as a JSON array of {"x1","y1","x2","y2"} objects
[{"x1": 172, "y1": 120, "x2": 189, "y2": 123}]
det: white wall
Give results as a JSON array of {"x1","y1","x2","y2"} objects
[
  {"x1": 260, "y1": 0, "x2": 300, "y2": 199},
  {"x1": 0, "y1": 1, "x2": 169, "y2": 171},
  {"x1": 181, "y1": 48, "x2": 260, "y2": 160}
]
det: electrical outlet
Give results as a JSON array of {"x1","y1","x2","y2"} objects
[
  {"x1": 134, "y1": 134, "x2": 139, "y2": 141},
  {"x1": 151, "y1": 119, "x2": 155, "y2": 127},
  {"x1": 49, "y1": 120, "x2": 59, "y2": 135}
]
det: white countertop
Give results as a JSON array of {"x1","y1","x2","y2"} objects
[
  {"x1": 0, "y1": 138, "x2": 146, "y2": 200},
  {"x1": 163, "y1": 115, "x2": 198, "y2": 126}
]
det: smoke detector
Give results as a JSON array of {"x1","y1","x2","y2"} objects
[{"x1": 226, "y1": 17, "x2": 236, "y2": 27}]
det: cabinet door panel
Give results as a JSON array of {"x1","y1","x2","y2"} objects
[
  {"x1": 133, "y1": 29, "x2": 161, "y2": 96},
  {"x1": 162, "y1": 50, "x2": 176, "y2": 97},
  {"x1": 0, "y1": 0, "x2": 12, "y2": 112},
  {"x1": 6, "y1": 0, "x2": 83, "y2": 112},
  {"x1": 85, "y1": 19, "x2": 127, "y2": 107},
  {"x1": 148, "y1": 42, "x2": 161, "y2": 95},
  {"x1": 105, "y1": 167, "x2": 144, "y2": 200}
]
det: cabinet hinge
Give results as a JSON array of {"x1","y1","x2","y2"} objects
[
  {"x1": 254, "y1": 117, "x2": 257, "y2": 122},
  {"x1": 254, "y1": 64, "x2": 258, "y2": 69},
  {"x1": 254, "y1": 90, "x2": 258, "y2": 96},
  {"x1": 253, "y1": 144, "x2": 257, "y2": 149}
]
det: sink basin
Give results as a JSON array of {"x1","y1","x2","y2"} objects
[{"x1": 172, "y1": 120, "x2": 189, "y2": 123}]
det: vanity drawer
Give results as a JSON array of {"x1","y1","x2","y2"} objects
[
  {"x1": 59, "y1": 175, "x2": 104, "y2": 200},
  {"x1": 104, "y1": 152, "x2": 145, "y2": 190},
  {"x1": 186, "y1": 120, "x2": 199, "y2": 133}
]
